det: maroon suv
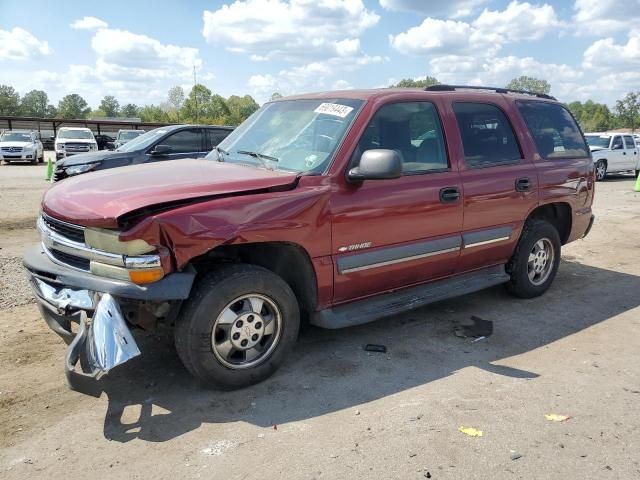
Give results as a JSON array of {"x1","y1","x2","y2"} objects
[{"x1": 24, "y1": 85, "x2": 595, "y2": 393}]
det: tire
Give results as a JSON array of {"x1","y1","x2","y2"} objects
[
  {"x1": 174, "y1": 264, "x2": 300, "y2": 389},
  {"x1": 635, "y1": 169, "x2": 639, "y2": 178},
  {"x1": 505, "y1": 219, "x2": 561, "y2": 299},
  {"x1": 595, "y1": 160, "x2": 607, "y2": 181},
  {"x1": 38, "y1": 150, "x2": 44, "y2": 163}
]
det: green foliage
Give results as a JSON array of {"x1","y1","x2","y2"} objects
[
  {"x1": 167, "y1": 86, "x2": 185, "y2": 122},
  {"x1": 614, "y1": 92, "x2": 640, "y2": 132},
  {"x1": 138, "y1": 104, "x2": 170, "y2": 122},
  {"x1": 225, "y1": 95, "x2": 260, "y2": 125},
  {"x1": 0, "y1": 85, "x2": 21, "y2": 115},
  {"x1": 57, "y1": 94, "x2": 91, "y2": 119},
  {"x1": 505, "y1": 76, "x2": 551, "y2": 95},
  {"x1": 120, "y1": 103, "x2": 140, "y2": 118},
  {"x1": 20, "y1": 90, "x2": 54, "y2": 117},
  {"x1": 99, "y1": 95, "x2": 120, "y2": 117},
  {"x1": 181, "y1": 84, "x2": 212, "y2": 122},
  {"x1": 392, "y1": 77, "x2": 440, "y2": 88},
  {"x1": 568, "y1": 100, "x2": 613, "y2": 132},
  {"x1": 270, "y1": 92, "x2": 283, "y2": 101}
]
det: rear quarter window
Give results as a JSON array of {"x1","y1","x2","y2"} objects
[{"x1": 516, "y1": 101, "x2": 588, "y2": 159}]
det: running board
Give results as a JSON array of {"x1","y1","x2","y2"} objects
[{"x1": 311, "y1": 265, "x2": 510, "y2": 329}]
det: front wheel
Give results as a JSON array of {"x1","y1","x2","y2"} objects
[
  {"x1": 506, "y1": 220, "x2": 561, "y2": 299},
  {"x1": 595, "y1": 160, "x2": 607, "y2": 181},
  {"x1": 174, "y1": 264, "x2": 300, "y2": 389}
]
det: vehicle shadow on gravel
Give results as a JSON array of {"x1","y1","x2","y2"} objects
[{"x1": 98, "y1": 260, "x2": 640, "y2": 443}]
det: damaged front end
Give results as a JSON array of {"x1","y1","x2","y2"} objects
[{"x1": 32, "y1": 278, "x2": 140, "y2": 397}]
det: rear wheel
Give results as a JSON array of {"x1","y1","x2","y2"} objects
[
  {"x1": 635, "y1": 169, "x2": 639, "y2": 178},
  {"x1": 174, "y1": 264, "x2": 300, "y2": 389},
  {"x1": 595, "y1": 160, "x2": 607, "y2": 181},
  {"x1": 506, "y1": 219, "x2": 561, "y2": 299}
]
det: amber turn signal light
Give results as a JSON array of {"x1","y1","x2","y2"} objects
[{"x1": 128, "y1": 268, "x2": 164, "y2": 285}]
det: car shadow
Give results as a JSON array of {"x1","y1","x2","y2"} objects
[{"x1": 98, "y1": 260, "x2": 640, "y2": 442}]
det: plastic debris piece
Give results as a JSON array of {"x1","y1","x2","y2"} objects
[
  {"x1": 545, "y1": 414, "x2": 570, "y2": 422},
  {"x1": 364, "y1": 344, "x2": 387, "y2": 353},
  {"x1": 458, "y1": 426, "x2": 483, "y2": 437},
  {"x1": 510, "y1": 451, "x2": 523, "y2": 460}
]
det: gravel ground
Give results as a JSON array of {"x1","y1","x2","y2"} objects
[{"x1": 0, "y1": 163, "x2": 639, "y2": 480}]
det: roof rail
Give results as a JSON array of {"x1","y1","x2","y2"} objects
[{"x1": 424, "y1": 84, "x2": 556, "y2": 101}]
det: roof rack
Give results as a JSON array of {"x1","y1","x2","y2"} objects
[{"x1": 424, "y1": 84, "x2": 556, "y2": 101}]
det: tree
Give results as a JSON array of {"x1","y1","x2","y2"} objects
[
  {"x1": 225, "y1": 95, "x2": 260, "y2": 125},
  {"x1": 20, "y1": 90, "x2": 52, "y2": 117},
  {"x1": 569, "y1": 100, "x2": 612, "y2": 132},
  {"x1": 120, "y1": 103, "x2": 140, "y2": 118},
  {"x1": 182, "y1": 84, "x2": 212, "y2": 122},
  {"x1": 614, "y1": 92, "x2": 640, "y2": 132},
  {"x1": 505, "y1": 76, "x2": 551, "y2": 95},
  {"x1": 57, "y1": 94, "x2": 90, "y2": 119},
  {"x1": 0, "y1": 85, "x2": 21, "y2": 115},
  {"x1": 138, "y1": 104, "x2": 169, "y2": 122},
  {"x1": 392, "y1": 77, "x2": 439, "y2": 88},
  {"x1": 167, "y1": 86, "x2": 185, "y2": 122},
  {"x1": 270, "y1": 92, "x2": 283, "y2": 101},
  {"x1": 99, "y1": 95, "x2": 120, "y2": 117},
  {"x1": 207, "y1": 94, "x2": 231, "y2": 122}
]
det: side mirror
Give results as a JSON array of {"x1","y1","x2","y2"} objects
[
  {"x1": 49, "y1": 136, "x2": 55, "y2": 141},
  {"x1": 612, "y1": 143, "x2": 623, "y2": 150},
  {"x1": 151, "y1": 144, "x2": 172, "y2": 156},
  {"x1": 347, "y1": 149, "x2": 402, "y2": 182}
]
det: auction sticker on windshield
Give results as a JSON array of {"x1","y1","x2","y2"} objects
[{"x1": 314, "y1": 103, "x2": 354, "y2": 118}]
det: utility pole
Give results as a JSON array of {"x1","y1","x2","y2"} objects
[{"x1": 193, "y1": 65, "x2": 198, "y2": 123}]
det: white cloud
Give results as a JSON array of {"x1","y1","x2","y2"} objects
[
  {"x1": 379, "y1": 0, "x2": 487, "y2": 18},
  {"x1": 0, "y1": 27, "x2": 51, "y2": 61},
  {"x1": 390, "y1": 1, "x2": 562, "y2": 55},
  {"x1": 202, "y1": 0, "x2": 380, "y2": 61},
  {"x1": 573, "y1": 0, "x2": 640, "y2": 35},
  {"x1": 583, "y1": 32, "x2": 640, "y2": 69},
  {"x1": 70, "y1": 16, "x2": 108, "y2": 30},
  {"x1": 332, "y1": 79, "x2": 353, "y2": 90}
]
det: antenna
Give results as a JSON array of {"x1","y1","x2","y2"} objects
[{"x1": 193, "y1": 65, "x2": 198, "y2": 123}]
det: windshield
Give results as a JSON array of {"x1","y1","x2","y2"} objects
[
  {"x1": 1, "y1": 132, "x2": 32, "y2": 142},
  {"x1": 116, "y1": 127, "x2": 171, "y2": 152},
  {"x1": 585, "y1": 135, "x2": 611, "y2": 148},
  {"x1": 119, "y1": 130, "x2": 144, "y2": 141},
  {"x1": 58, "y1": 129, "x2": 94, "y2": 140},
  {"x1": 205, "y1": 98, "x2": 363, "y2": 173}
]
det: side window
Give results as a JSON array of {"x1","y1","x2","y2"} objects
[
  {"x1": 210, "y1": 129, "x2": 231, "y2": 146},
  {"x1": 624, "y1": 135, "x2": 635, "y2": 149},
  {"x1": 611, "y1": 136, "x2": 623, "y2": 150},
  {"x1": 162, "y1": 129, "x2": 203, "y2": 153},
  {"x1": 352, "y1": 101, "x2": 448, "y2": 174},
  {"x1": 452, "y1": 103, "x2": 522, "y2": 167},
  {"x1": 516, "y1": 101, "x2": 588, "y2": 159}
]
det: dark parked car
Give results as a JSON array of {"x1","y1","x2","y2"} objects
[
  {"x1": 52, "y1": 124, "x2": 234, "y2": 181},
  {"x1": 27, "y1": 86, "x2": 595, "y2": 394},
  {"x1": 94, "y1": 134, "x2": 115, "y2": 151}
]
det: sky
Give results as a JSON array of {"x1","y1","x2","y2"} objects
[{"x1": 1, "y1": 0, "x2": 639, "y2": 108}]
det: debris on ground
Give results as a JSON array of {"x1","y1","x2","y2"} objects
[
  {"x1": 454, "y1": 316, "x2": 493, "y2": 340},
  {"x1": 510, "y1": 451, "x2": 523, "y2": 460},
  {"x1": 545, "y1": 414, "x2": 571, "y2": 422},
  {"x1": 458, "y1": 426, "x2": 483, "y2": 437},
  {"x1": 364, "y1": 344, "x2": 387, "y2": 353}
]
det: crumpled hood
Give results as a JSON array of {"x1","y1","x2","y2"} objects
[
  {"x1": 56, "y1": 150, "x2": 125, "y2": 167},
  {"x1": 42, "y1": 159, "x2": 299, "y2": 228}
]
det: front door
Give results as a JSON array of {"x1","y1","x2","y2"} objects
[
  {"x1": 623, "y1": 135, "x2": 637, "y2": 169},
  {"x1": 331, "y1": 100, "x2": 463, "y2": 303}
]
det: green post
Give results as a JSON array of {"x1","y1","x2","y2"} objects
[
  {"x1": 45, "y1": 158, "x2": 53, "y2": 181},
  {"x1": 634, "y1": 172, "x2": 640, "y2": 192}
]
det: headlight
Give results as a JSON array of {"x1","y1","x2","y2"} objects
[
  {"x1": 85, "y1": 228, "x2": 156, "y2": 255},
  {"x1": 65, "y1": 163, "x2": 98, "y2": 176},
  {"x1": 24, "y1": 144, "x2": 34, "y2": 151},
  {"x1": 55, "y1": 143, "x2": 65, "y2": 151},
  {"x1": 90, "y1": 143, "x2": 98, "y2": 151}
]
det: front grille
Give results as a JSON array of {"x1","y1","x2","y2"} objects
[
  {"x1": 64, "y1": 143, "x2": 90, "y2": 153},
  {"x1": 49, "y1": 249, "x2": 90, "y2": 271},
  {"x1": 1, "y1": 146, "x2": 23, "y2": 152},
  {"x1": 52, "y1": 168, "x2": 67, "y2": 182},
  {"x1": 42, "y1": 214, "x2": 85, "y2": 243}
]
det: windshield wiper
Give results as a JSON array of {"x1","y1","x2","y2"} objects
[
  {"x1": 236, "y1": 150, "x2": 279, "y2": 169},
  {"x1": 214, "y1": 145, "x2": 229, "y2": 161}
]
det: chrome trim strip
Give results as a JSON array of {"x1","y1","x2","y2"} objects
[
  {"x1": 464, "y1": 236, "x2": 511, "y2": 249},
  {"x1": 41, "y1": 212, "x2": 87, "y2": 232},
  {"x1": 41, "y1": 242, "x2": 90, "y2": 273},
  {"x1": 341, "y1": 246, "x2": 460, "y2": 274},
  {"x1": 37, "y1": 216, "x2": 160, "y2": 270}
]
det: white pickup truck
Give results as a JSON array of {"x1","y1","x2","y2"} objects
[{"x1": 584, "y1": 132, "x2": 640, "y2": 181}]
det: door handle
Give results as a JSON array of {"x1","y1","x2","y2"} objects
[
  {"x1": 439, "y1": 187, "x2": 461, "y2": 203},
  {"x1": 515, "y1": 177, "x2": 531, "y2": 192}
]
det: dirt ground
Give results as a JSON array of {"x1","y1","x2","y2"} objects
[{"x1": 1, "y1": 160, "x2": 639, "y2": 479}]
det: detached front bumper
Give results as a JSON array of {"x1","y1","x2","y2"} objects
[{"x1": 24, "y1": 244, "x2": 195, "y2": 396}]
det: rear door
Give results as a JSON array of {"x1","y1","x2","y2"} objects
[
  {"x1": 331, "y1": 99, "x2": 463, "y2": 303},
  {"x1": 609, "y1": 135, "x2": 626, "y2": 172},
  {"x1": 445, "y1": 98, "x2": 539, "y2": 273},
  {"x1": 623, "y1": 135, "x2": 637, "y2": 169}
]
